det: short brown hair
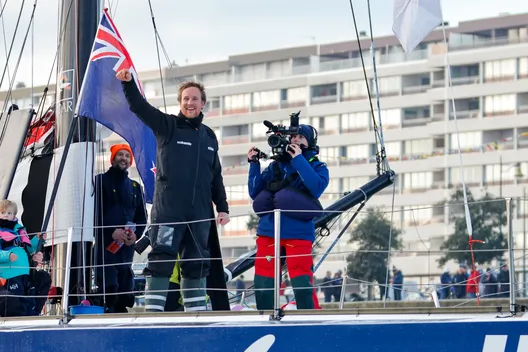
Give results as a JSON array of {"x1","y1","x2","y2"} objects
[
  {"x1": 0, "y1": 199, "x2": 17, "y2": 214},
  {"x1": 178, "y1": 81, "x2": 207, "y2": 104}
]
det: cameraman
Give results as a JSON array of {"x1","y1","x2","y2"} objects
[{"x1": 247, "y1": 124, "x2": 329, "y2": 310}]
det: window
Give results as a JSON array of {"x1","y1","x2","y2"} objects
[
  {"x1": 253, "y1": 90, "x2": 280, "y2": 110},
  {"x1": 374, "y1": 109, "x2": 401, "y2": 127},
  {"x1": 319, "y1": 147, "x2": 340, "y2": 164},
  {"x1": 311, "y1": 84, "x2": 337, "y2": 98},
  {"x1": 377, "y1": 76, "x2": 401, "y2": 94},
  {"x1": 485, "y1": 164, "x2": 514, "y2": 183},
  {"x1": 251, "y1": 122, "x2": 268, "y2": 140},
  {"x1": 342, "y1": 176, "x2": 370, "y2": 191},
  {"x1": 143, "y1": 80, "x2": 159, "y2": 98},
  {"x1": 384, "y1": 141, "x2": 401, "y2": 158},
  {"x1": 344, "y1": 145, "x2": 369, "y2": 160},
  {"x1": 484, "y1": 59, "x2": 515, "y2": 80},
  {"x1": 223, "y1": 215, "x2": 250, "y2": 236},
  {"x1": 224, "y1": 94, "x2": 250, "y2": 114},
  {"x1": 200, "y1": 72, "x2": 229, "y2": 86},
  {"x1": 450, "y1": 166, "x2": 481, "y2": 185},
  {"x1": 341, "y1": 112, "x2": 369, "y2": 132},
  {"x1": 403, "y1": 172, "x2": 433, "y2": 190},
  {"x1": 204, "y1": 97, "x2": 220, "y2": 113},
  {"x1": 402, "y1": 205, "x2": 433, "y2": 226},
  {"x1": 282, "y1": 87, "x2": 306, "y2": 102},
  {"x1": 312, "y1": 115, "x2": 339, "y2": 134},
  {"x1": 268, "y1": 60, "x2": 291, "y2": 78},
  {"x1": 238, "y1": 63, "x2": 266, "y2": 82},
  {"x1": 404, "y1": 139, "x2": 432, "y2": 155},
  {"x1": 225, "y1": 185, "x2": 248, "y2": 204},
  {"x1": 449, "y1": 131, "x2": 481, "y2": 150},
  {"x1": 321, "y1": 179, "x2": 340, "y2": 200},
  {"x1": 342, "y1": 80, "x2": 368, "y2": 99},
  {"x1": 519, "y1": 57, "x2": 528, "y2": 78},
  {"x1": 484, "y1": 94, "x2": 516, "y2": 115}
]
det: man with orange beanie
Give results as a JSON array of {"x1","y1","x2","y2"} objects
[{"x1": 93, "y1": 143, "x2": 147, "y2": 313}]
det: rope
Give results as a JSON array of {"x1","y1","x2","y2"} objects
[
  {"x1": 146, "y1": 0, "x2": 167, "y2": 112},
  {"x1": 366, "y1": 0, "x2": 389, "y2": 172},
  {"x1": 438, "y1": 10, "x2": 477, "y2": 304}
]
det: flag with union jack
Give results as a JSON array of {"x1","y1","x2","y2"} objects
[{"x1": 77, "y1": 8, "x2": 156, "y2": 203}]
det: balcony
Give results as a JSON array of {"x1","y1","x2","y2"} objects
[
  {"x1": 448, "y1": 98, "x2": 480, "y2": 120},
  {"x1": 451, "y1": 76, "x2": 479, "y2": 86},
  {"x1": 450, "y1": 63, "x2": 479, "y2": 86},
  {"x1": 222, "y1": 134, "x2": 249, "y2": 145},
  {"x1": 252, "y1": 103, "x2": 279, "y2": 112},
  {"x1": 402, "y1": 73, "x2": 430, "y2": 95},
  {"x1": 449, "y1": 35, "x2": 528, "y2": 52},
  {"x1": 402, "y1": 106, "x2": 431, "y2": 127},
  {"x1": 280, "y1": 100, "x2": 306, "y2": 109}
]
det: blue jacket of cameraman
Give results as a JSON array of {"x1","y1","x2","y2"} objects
[{"x1": 248, "y1": 125, "x2": 329, "y2": 243}]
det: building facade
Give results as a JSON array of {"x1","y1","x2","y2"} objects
[{"x1": 3, "y1": 13, "x2": 528, "y2": 287}]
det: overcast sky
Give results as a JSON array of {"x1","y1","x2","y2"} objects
[{"x1": 0, "y1": 0, "x2": 527, "y2": 91}]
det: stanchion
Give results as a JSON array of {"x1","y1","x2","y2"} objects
[
  {"x1": 62, "y1": 227, "x2": 74, "y2": 323},
  {"x1": 273, "y1": 209, "x2": 281, "y2": 320},
  {"x1": 506, "y1": 198, "x2": 517, "y2": 314}
]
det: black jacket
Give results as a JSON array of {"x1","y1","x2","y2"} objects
[
  {"x1": 94, "y1": 167, "x2": 147, "y2": 265},
  {"x1": 122, "y1": 81, "x2": 229, "y2": 223}
]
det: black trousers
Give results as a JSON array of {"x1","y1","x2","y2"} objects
[
  {"x1": 0, "y1": 270, "x2": 51, "y2": 317},
  {"x1": 146, "y1": 221, "x2": 211, "y2": 279}
]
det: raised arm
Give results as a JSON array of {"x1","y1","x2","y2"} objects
[{"x1": 117, "y1": 68, "x2": 170, "y2": 135}]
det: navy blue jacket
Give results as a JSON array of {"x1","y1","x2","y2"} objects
[
  {"x1": 248, "y1": 150, "x2": 329, "y2": 242},
  {"x1": 94, "y1": 167, "x2": 147, "y2": 265},
  {"x1": 122, "y1": 81, "x2": 228, "y2": 224}
]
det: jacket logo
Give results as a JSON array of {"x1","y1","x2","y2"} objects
[
  {"x1": 208, "y1": 146, "x2": 214, "y2": 152},
  {"x1": 177, "y1": 141, "x2": 192, "y2": 146}
]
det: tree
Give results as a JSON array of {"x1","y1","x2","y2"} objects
[
  {"x1": 246, "y1": 213, "x2": 259, "y2": 232},
  {"x1": 346, "y1": 207, "x2": 403, "y2": 300},
  {"x1": 438, "y1": 188, "x2": 506, "y2": 267}
]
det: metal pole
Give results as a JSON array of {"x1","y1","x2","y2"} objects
[
  {"x1": 339, "y1": 276, "x2": 347, "y2": 309},
  {"x1": 62, "y1": 227, "x2": 74, "y2": 322},
  {"x1": 273, "y1": 209, "x2": 281, "y2": 320},
  {"x1": 499, "y1": 155, "x2": 503, "y2": 250},
  {"x1": 522, "y1": 187, "x2": 526, "y2": 297},
  {"x1": 506, "y1": 198, "x2": 517, "y2": 313}
]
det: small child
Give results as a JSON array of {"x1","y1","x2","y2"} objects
[{"x1": 0, "y1": 200, "x2": 50, "y2": 316}]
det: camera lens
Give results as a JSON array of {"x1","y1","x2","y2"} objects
[{"x1": 268, "y1": 135, "x2": 281, "y2": 148}]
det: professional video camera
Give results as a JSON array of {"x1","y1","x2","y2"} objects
[{"x1": 263, "y1": 111, "x2": 300, "y2": 160}]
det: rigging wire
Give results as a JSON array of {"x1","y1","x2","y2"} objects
[
  {"x1": 18, "y1": 0, "x2": 74, "y2": 158},
  {"x1": 0, "y1": 0, "x2": 38, "y2": 145},
  {"x1": 347, "y1": 0, "x2": 384, "y2": 176},
  {"x1": 0, "y1": 0, "x2": 12, "y2": 106},
  {"x1": 146, "y1": 0, "x2": 167, "y2": 112},
  {"x1": 365, "y1": 0, "x2": 388, "y2": 172},
  {"x1": 0, "y1": 0, "x2": 26, "y2": 109}
]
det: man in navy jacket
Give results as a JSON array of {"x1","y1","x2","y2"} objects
[
  {"x1": 247, "y1": 125, "x2": 329, "y2": 309},
  {"x1": 94, "y1": 144, "x2": 147, "y2": 313}
]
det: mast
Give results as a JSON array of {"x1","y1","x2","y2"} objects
[{"x1": 51, "y1": 0, "x2": 100, "y2": 305}]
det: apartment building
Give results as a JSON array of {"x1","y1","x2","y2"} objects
[{"x1": 3, "y1": 12, "x2": 528, "y2": 285}]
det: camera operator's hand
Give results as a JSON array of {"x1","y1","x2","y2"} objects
[
  {"x1": 287, "y1": 144, "x2": 302, "y2": 159},
  {"x1": 247, "y1": 147, "x2": 259, "y2": 163}
]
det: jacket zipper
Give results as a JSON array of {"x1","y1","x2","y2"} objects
[{"x1": 192, "y1": 127, "x2": 201, "y2": 206}]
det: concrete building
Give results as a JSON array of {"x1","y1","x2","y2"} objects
[{"x1": 3, "y1": 12, "x2": 528, "y2": 289}]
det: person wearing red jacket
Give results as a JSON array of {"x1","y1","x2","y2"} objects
[{"x1": 466, "y1": 269, "x2": 480, "y2": 298}]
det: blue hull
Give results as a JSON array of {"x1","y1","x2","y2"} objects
[{"x1": 1, "y1": 314, "x2": 527, "y2": 352}]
